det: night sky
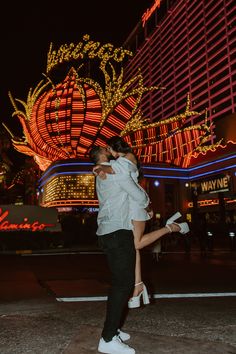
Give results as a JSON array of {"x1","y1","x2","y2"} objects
[{"x1": 1, "y1": 1, "x2": 153, "y2": 139}]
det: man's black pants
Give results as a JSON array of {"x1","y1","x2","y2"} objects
[{"x1": 98, "y1": 229, "x2": 136, "y2": 342}]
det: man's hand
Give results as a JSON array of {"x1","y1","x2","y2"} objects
[
  {"x1": 92, "y1": 165, "x2": 102, "y2": 175},
  {"x1": 92, "y1": 164, "x2": 115, "y2": 178},
  {"x1": 145, "y1": 203, "x2": 154, "y2": 219},
  {"x1": 148, "y1": 209, "x2": 154, "y2": 219},
  {"x1": 92, "y1": 166, "x2": 107, "y2": 180}
]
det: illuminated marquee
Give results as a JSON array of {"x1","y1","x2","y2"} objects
[
  {"x1": 200, "y1": 175, "x2": 230, "y2": 194},
  {"x1": 191, "y1": 174, "x2": 231, "y2": 195},
  {"x1": 188, "y1": 198, "x2": 236, "y2": 208},
  {"x1": 40, "y1": 173, "x2": 97, "y2": 207}
]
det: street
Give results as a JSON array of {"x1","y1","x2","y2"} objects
[{"x1": 0, "y1": 250, "x2": 236, "y2": 353}]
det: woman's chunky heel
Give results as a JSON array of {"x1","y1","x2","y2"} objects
[{"x1": 128, "y1": 282, "x2": 150, "y2": 309}]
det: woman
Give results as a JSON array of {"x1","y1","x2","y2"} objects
[
  {"x1": 93, "y1": 136, "x2": 189, "y2": 308},
  {"x1": 106, "y1": 136, "x2": 151, "y2": 308}
]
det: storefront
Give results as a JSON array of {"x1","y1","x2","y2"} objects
[
  {"x1": 142, "y1": 142, "x2": 236, "y2": 238},
  {"x1": 0, "y1": 205, "x2": 62, "y2": 251}
]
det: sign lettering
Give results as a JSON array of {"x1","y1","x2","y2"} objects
[
  {"x1": 0, "y1": 207, "x2": 57, "y2": 232},
  {"x1": 192, "y1": 174, "x2": 231, "y2": 195},
  {"x1": 47, "y1": 35, "x2": 133, "y2": 73},
  {"x1": 142, "y1": 0, "x2": 161, "y2": 27}
]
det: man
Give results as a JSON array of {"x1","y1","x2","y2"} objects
[{"x1": 89, "y1": 146, "x2": 149, "y2": 354}]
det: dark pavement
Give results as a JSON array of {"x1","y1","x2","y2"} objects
[{"x1": 0, "y1": 247, "x2": 236, "y2": 354}]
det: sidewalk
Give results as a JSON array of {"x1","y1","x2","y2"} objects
[{"x1": 0, "y1": 296, "x2": 236, "y2": 353}]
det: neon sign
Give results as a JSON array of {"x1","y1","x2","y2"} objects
[
  {"x1": 47, "y1": 34, "x2": 133, "y2": 73},
  {"x1": 200, "y1": 176, "x2": 230, "y2": 194},
  {"x1": 0, "y1": 207, "x2": 57, "y2": 232},
  {"x1": 191, "y1": 174, "x2": 231, "y2": 195},
  {"x1": 142, "y1": 0, "x2": 161, "y2": 27}
]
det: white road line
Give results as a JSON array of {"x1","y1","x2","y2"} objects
[
  {"x1": 56, "y1": 296, "x2": 107, "y2": 302},
  {"x1": 152, "y1": 292, "x2": 236, "y2": 298},
  {"x1": 21, "y1": 251, "x2": 102, "y2": 256},
  {"x1": 56, "y1": 292, "x2": 236, "y2": 302}
]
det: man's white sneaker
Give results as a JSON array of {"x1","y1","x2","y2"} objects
[
  {"x1": 98, "y1": 335, "x2": 135, "y2": 354},
  {"x1": 118, "y1": 329, "x2": 130, "y2": 341}
]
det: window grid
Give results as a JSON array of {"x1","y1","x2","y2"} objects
[{"x1": 124, "y1": 0, "x2": 235, "y2": 134}]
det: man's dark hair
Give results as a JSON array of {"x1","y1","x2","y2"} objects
[{"x1": 89, "y1": 146, "x2": 102, "y2": 164}]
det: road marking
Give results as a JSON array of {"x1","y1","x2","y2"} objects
[
  {"x1": 56, "y1": 292, "x2": 236, "y2": 302},
  {"x1": 152, "y1": 292, "x2": 236, "y2": 298},
  {"x1": 19, "y1": 249, "x2": 232, "y2": 256},
  {"x1": 57, "y1": 296, "x2": 107, "y2": 302},
  {"x1": 21, "y1": 251, "x2": 103, "y2": 256}
]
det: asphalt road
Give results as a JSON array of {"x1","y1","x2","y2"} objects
[{"x1": 0, "y1": 250, "x2": 236, "y2": 301}]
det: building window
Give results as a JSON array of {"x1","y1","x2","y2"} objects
[
  {"x1": 208, "y1": 48, "x2": 228, "y2": 68},
  {"x1": 211, "y1": 89, "x2": 231, "y2": 105},
  {"x1": 210, "y1": 79, "x2": 230, "y2": 95}
]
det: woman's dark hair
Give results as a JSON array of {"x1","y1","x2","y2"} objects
[
  {"x1": 107, "y1": 136, "x2": 143, "y2": 181},
  {"x1": 107, "y1": 136, "x2": 132, "y2": 154}
]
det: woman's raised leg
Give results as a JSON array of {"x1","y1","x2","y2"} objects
[{"x1": 135, "y1": 223, "x2": 183, "y2": 250}]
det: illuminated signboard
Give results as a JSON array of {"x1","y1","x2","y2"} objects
[
  {"x1": 142, "y1": 0, "x2": 161, "y2": 27},
  {"x1": 0, "y1": 205, "x2": 61, "y2": 232},
  {"x1": 191, "y1": 174, "x2": 231, "y2": 195},
  {"x1": 40, "y1": 173, "x2": 97, "y2": 207}
]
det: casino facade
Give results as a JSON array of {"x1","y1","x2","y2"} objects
[
  {"x1": 123, "y1": 0, "x2": 236, "y2": 228},
  {"x1": 8, "y1": 0, "x2": 236, "y2": 238}
]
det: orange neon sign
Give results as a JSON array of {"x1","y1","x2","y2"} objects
[
  {"x1": 0, "y1": 208, "x2": 55, "y2": 232},
  {"x1": 142, "y1": 0, "x2": 161, "y2": 27}
]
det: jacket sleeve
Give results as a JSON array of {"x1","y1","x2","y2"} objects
[
  {"x1": 112, "y1": 174, "x2": 150, "y2": 208},
  {"x1": 110, "y1": 158, "x2": 137, "y2": 174}
]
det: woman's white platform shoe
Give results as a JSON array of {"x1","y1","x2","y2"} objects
[
  {"x1": 128, "y1": 282, "x2": 150, "y2": 309},
  {"x1": 166, "y1": 211, "x2": 182, "y2": 225},
  {"x1": 166, "y1": 211, "x2": 190, "y2": 234}
]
